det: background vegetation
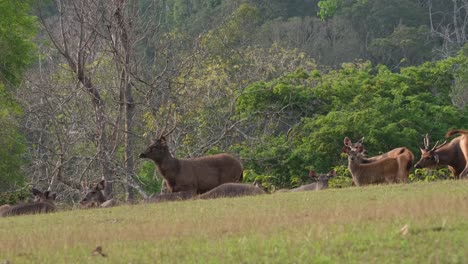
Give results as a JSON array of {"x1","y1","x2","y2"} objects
[{"x1": 0, "y1": 0, "x2": 467, "y2": 203}]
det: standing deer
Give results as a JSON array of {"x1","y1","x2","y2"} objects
[
  {"x1": 344, "y1": 137, "x2": 414, "y2": 183},
  {"x1": 343, "y1": 137, "x2": 413, "y2": 186},
  {"x1": 289, "y1": 170, "x2": 336, "y2": 192},
  {"x1": 197, "y1": 183, "x2": 266, "y2": 199},
  {"x1": 139, "y1": 136, "x2": 243, "y2": 195},
  {"x1": 80, "y1": 180, "x2": 118, "y2": 208},
  {"x1": 414, "y1": 129, "x2": 468, "y2": 178},
  {"x1": 0, "y1": 188, "x2": 56, "y2": 217}
]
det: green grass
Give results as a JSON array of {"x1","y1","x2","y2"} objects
[{"x1": 1, "y1": 180, "x2": 468, "y2": 263}]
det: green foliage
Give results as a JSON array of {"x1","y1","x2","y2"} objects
[
  {"x1": 235, "y1": 51, "x2": 468, "y2": 187},
  {"x1": 0, "y1": 84, "x2": 26, "y2": 191},
  {"x1": 410, "y1": 168, "x2": 453, "y2": 182},
  {"x1": 136, "y1": 161, "x2": 162, "y2": 195},
  {"x1": 0, "y1": 0, "x2": 37, "y2": 86},
  {"x1": 0, "y1": 187, "x2": 32, "y2": 205}
]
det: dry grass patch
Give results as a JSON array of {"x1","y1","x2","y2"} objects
[{"x1": 1, "y1": 180, "x2": 468, "y2": 263}]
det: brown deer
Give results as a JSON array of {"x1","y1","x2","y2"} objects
[
  {"x1": 343, "y1": 137, "x2": 413, "y2": 186},
  {"x1": 344, "y1": 137, "x2": 414, "y2": 183},
  {"x1": 139, "y1": 136, "x2": 243, "y2": 195},
  {"x1": 145, "y1": 191, "x2": 195, "y2": 203},
  {"x1": 414, "y1": 129, "x2": 468, "y2": 178},
  {"x1": 80, "y1": 180, "x2": 118, "y2": 208},
  {"x1": 0, "y1": 188, "x2": 56, "y2": 217},
  {"x1": 197, "y1": 183, "x2": 266, "y2": 199},
  {"x1": 289, "y1": 170, "x2": 336, "y2": 192},
  {"x1": 347, "y1": 137, "x2": 411, "y2": 164}
]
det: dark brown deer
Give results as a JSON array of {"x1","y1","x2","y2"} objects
[
  {"x1": 0, "y1": 188, "x2": 56, "y2": 217},
  {"x1": 139, "y1": 136, "x2": 243, "y2": 195},
  {"x1": 197, "y1": 183, "x2": 266, "y2": 199},
  {"x1": 289, "y1": 170, "x2": 336, "y2": 192},
  {"x1": 414, "y1": 129, "x2": 468, "y2": 178},
  {"x1": 80, "y1": 180, "x2": 118, "y2": 208},
  {"x1": 344, "y1": 137, "x2": 414, "y2": 183}
]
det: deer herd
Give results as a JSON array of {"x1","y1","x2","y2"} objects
[{"x1": 1, "y1": 128, "x2": 467, "y2": 218}]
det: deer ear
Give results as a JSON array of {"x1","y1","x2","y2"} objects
[
  {"x1": 357, "y1": 137, "x2": 365, "y2": 144},
  {"x1": 342, "y1": 146, "x2": 351, "y2": 153},
  {"x1": 97, "y1": 180, "x2": 106, "y2": 190},
  {"x1": 344, "y1": 137, "x2": 351, "y2": 146},
  {"x1": 328, "y1": 170, "x2": 336, "y2": 177},
  {"x1": 32, "y1": 188, "x2": 41, "y2": 196},
  {"x1": 50, "y1": 193, "x2": 57, "y2": 200},
  {"x1": 309, "y1": 170, "x2": 316, "y2": 178}
]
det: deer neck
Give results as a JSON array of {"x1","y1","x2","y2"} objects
[
  {"x1": 157, "y1": 155, "x2": 180, "y2": 178},
  {"x1": 434, "y1": 145, "x2": 456, "y2": 166}
]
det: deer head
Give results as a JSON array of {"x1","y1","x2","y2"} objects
[
  {"x1": 414, "y1": 134, "x2": 447, "y2": 169},
  {"x1": 139, "y1": 136, "x2": 170, "y2": 161},
  {"x1": 310, "y1": 170, "x2": 336, "y2": 182},
  {"x1": 32, "y1": 188, "x2": 57, "y2": 203},
  {"x1": 343, "y1": 137, "x2": 367, "y2": 155},
  {"x1": 80, "y1": 180, "x2": 107, "y2": 207}
]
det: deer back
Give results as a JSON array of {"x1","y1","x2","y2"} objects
[
  {"x1": 197, "y1": 183, "x2": 265, "y2": 199},
  {"x1": 1, "y1": 189, "x2": 56, "y2": 217}
]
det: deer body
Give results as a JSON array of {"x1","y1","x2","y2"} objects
[
  {"x1": 145, "y1": 191, "x2": 195, "y2": 203},
  {"x1": 139, "y1": 137, "x2": 243, "y2": 194},
  {"x1": 414, "y1": 129, "x2": 468, "y2": 178},
  {"x1": 343, "y1": 137, "x2": 412, "y2": 186},
  {"x1": 0, "y1": 189, "x2": 56, "y2": 217},
  {"x1": 197, "y1": 183, "x2": 265, "y2": 199}
]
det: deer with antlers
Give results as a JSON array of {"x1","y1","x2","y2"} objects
[
  {"x1": 342, "y1": 137, "x2": 414, "y2": 185},
  {"x1": 414, "y1": 129, "x2": 468, "y2": 178},
  {"x1": 139, "y1": 125, "x2": 243, "y2": 196}
]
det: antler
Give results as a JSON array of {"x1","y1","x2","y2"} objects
[
  {"x1": 424, "y1": 133, "x2": 447, "y2": 151},
  {"x1": 158, "y1": 110, "x2": 178, "y2": 139},
  {"x1": 423, "y1": 134, "x2": 430, "y2": 150},
  {"x1": 430, "y1": 140, "x2": 447, "y2": 151}
]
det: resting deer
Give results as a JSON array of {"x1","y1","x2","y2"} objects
[
  {"x1": 80, "y1": 180, "x2": 118, "y2": 208},
  {"x1": 414, "y1": 129, "x2": 468, "y2": 178},
  {"x1": 344, "y1": 137, "x2": 413, "y2": 184},
  {"x1": 197, "y1": 183, "x2": 266, "y2": 199},
  {"x1": 0, "y1": 188, "x2": 56, "y2": 217},
  {"x1": 289, "y1": 170, "x2": 336, "y2": 192},
  {"x1": 145, "y1": 192, "x2": 195, "y2": 203},
  {"x1": 139, "y1": 136, "x2": 243, "y2": 195}
]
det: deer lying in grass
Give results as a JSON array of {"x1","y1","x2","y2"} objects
[
  {"x1": 414, "y1": 129, "x2": 468, "y2": 178},
  {"x1": 80, "y1": 180, "x2": 118, "y2": 208},
  {"x1": 145, "y1": 192, "x2": 195, "y2": 203},
  {"x1": 0, "y1": 188, "x2": 56, "y2": 217},
  {"x1": 343, "y1": 137, "x2": 413, "y2": 186},
  {"x1": 139, "y1": 136, "x2": 243, "y2": 195},
  {"x1": 289, "y1": 170, "x2": 336, "y2": 192},
  {"x1": 197, "y1": 183, "x2": 266, "y2": 199}
]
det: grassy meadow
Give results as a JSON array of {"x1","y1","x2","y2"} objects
[{"x1": 1, "y1": 180, "x2": 468, "y2": 263}]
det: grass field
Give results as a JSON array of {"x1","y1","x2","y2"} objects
[{"x1": 1, "y1": 180, "x2": 468, "y2": 263}]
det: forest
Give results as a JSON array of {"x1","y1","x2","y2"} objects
[{"x1": 1, "y1": 0, "x2": 467, "y2": 205}]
